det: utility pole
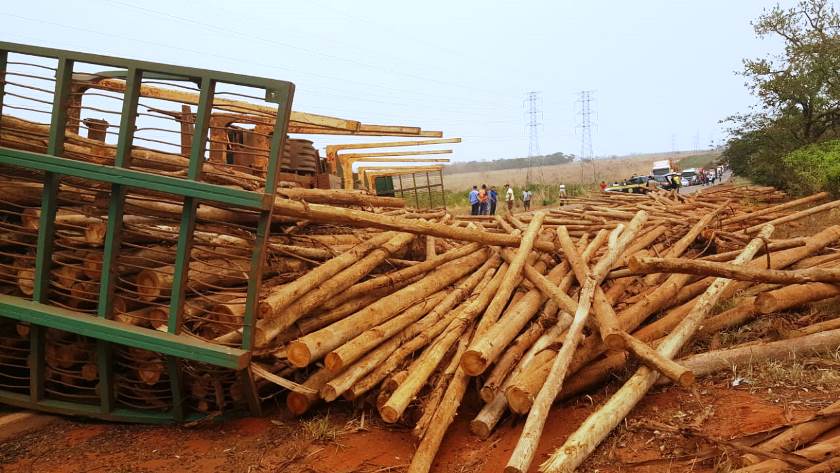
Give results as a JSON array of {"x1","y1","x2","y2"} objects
[
  {"x1": 525, "y1": 91, "x2": 541, "y2": 185},
  {"x1": 576, "y1": 90, "x2": 595, "y2": 181}
]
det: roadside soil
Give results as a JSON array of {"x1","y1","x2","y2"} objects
[{"x1": 0, "y1": 376, "x2": 834, "y2": 473}]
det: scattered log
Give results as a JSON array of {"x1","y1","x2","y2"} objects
[{"x1": 539, "y1": 225, "x2": 774, "y2": 473}]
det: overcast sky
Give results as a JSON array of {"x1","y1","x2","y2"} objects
[{"x1": 2, "y1": 0, "x2": 791, "y2": 162}]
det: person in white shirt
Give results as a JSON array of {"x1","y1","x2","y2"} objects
[
  {"x1": 504, "y1": 184, "x2": 514, "y2": 213},
  {"x1": 522, "y1": 189, "x2": 532, "y2": 211},
  {"x1": 558, "y1": 183, "x2": 567, "y2": 204}
]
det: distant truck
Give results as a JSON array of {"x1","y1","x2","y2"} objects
[{"x1": 651, "y1": 159, "x2": 679, "y2": 177}]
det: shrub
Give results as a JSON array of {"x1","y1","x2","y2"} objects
[{"x1": 783, "y1": 140, "x2": 840, "y2": 197}]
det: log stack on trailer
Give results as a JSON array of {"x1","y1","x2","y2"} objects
[{"x1": 0, "y1": 42, "x2": 839, "y2": 472}]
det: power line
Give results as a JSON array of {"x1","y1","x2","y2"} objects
[
  {"x1": 101, "y1": 0, "x2": 514, "y2": 101},
  {"x1": 1, "y1": 12, "x2": 523, "y2": 118}
]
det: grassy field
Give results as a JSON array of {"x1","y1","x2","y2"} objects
[
  {"x1": 442, "y1": 151, "x2": 719, "y2": 214},
  {"x1": 445, "y1": 151, "x2": 719, "y2": 190},
  {"x1": 678, "y1": 152, "x2": 720, "y2": 169}
]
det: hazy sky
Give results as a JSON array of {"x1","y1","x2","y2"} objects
[{"x1": 2, "y1": 0, "x2": 792, "y2": 162}]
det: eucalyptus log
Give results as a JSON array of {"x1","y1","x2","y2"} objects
[
  {"x1": 271, "y1": 198, "x2": 557, "y2": 251},
  {"x1": 539, "y1": 225, "x2": 774, "y2": 473},
  {"x1": 505, "y1": 210, "x2": 648, "y2": 473},
  {"x1": 631, "y1": 256, "x2": 840, "y2": 284},
  {"x1": 286, "y1": 249, "x2": 488, "y2": 367}
]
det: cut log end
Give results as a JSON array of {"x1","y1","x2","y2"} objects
[
  {"x1": 505, "y1": 386, "x2": 533, "y2": 414},
  {"x1": 135, "y1": 270, "x2": 164, "y2": 301},
  {"x1": 323, "y1": 352, "x2": 344, "y2": 374},
  {"x1": 85, "y1": 222, "x2": 107, "y2": 245},
  {"x1": 678, "y1": 371, "x2": 696, "y2": 387},
  {"x1": 258, "y1": 303, "x2": 273, "y2": 319},
  {"x1": 754, "y1": 292, "x2": 780, "y2": 314},
  {"x1": 603, "y1": 332, "x2": 626, "y2": 350},
  {"x1": 286, "y1": 391, "x2": 315, "y2": 416},
  {"x1": 379, "y1": 404, "x2": 400, "y2": 424},
  {"x1": 460, "y1": 350, "x2": 489, "y2": 376},
  {"x1": 469, "y1": 419, "x2": 492, "y2": 439},
  {"x1": 17, "y1": 269, "x2": 34, "y2": 296},
  {"x1": 320, "y1": 384, "x2": 340, "y2": 403},
  {"x1": 81, "y1": 363, "x2": 98, "y2": 381},
  {"x1": 286, "y1": 341, "x2": 312, "y2": 368},
  {"x1": 479, "y1": 386, "x2": 497, "y2": 404}
]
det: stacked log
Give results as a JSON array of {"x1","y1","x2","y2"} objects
[{"x1": 1, "y1": 102, "x2": 840, "y2": 472}]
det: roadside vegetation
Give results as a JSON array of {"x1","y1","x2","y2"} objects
[
  {"x1": 722, "y1": 0, "x2": 840, "y2": 197},
  {"x1": 677, "y1": 151, "x2": 720, "y2": 169}
]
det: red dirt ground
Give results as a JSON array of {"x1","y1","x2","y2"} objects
[{"x1": 0, "y1": 375, "x2": 833, "y2": 473}]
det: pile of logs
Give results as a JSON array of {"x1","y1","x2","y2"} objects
[
  {"x1": 0, "y1": 101, "x2": 839, "y2": 471},
  {"x1": 245, "y1": 183, "x2": 839, "y2": 473}
]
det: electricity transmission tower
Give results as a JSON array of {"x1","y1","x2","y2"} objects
[
  {"x1": 576, "y1": 90, "x2": 595, "y2": 180},
  {"x1": 525, "y1": 91, "x2": 542, "y2": 185},
  {"x1": 577, "y1": 90, "x2": 594, "y2": 159}
]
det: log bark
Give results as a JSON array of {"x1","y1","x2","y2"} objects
[
  {"x1": 261, "y1": 231, "x2": 396, "y2": 321},
  {"x1": 631, "y1": 255, "x2": 840, "y2": 284},
  {"x1": 665, "y1": 328, "x2": 840, "y2": 385},
  {"x1": 286, "y1": 249, "x2": 488, "y2": 367},
  {"x1": 380, "y1": 257, "x2": 509, "y2": 423},
  {"x1": 731, "y1": 435, "x2": 840, "y2": 472},
  {"x1": 254, "y1": 232, "x2": 416, "y2": 346},
  {"x1": 744, "y1": 199, "x2": 840, "y2": 234},
  {"x1": 539, "y1": 224, "x2": 774, "y2": 473},
  {"x1": 325, "y1": 255, "x2": 495, "y2": 373},
  {"x1": 477, "y1": 212, "x2": 546, "y2": 332},
  {"x1": 413, "y1": 328, "x2": 470, "y2": 439},
  {"x1": 472, "y1": 322, "x2": 566, "y2": 439},
  {"x1": 505, "y1": 210, "x2": 648, "y2": 473},
  {"x1": 618, "y1": 331, "x2": 694, "y2": 386},
  {"x1": 321, "y1": 242, "x2": 482, "y2": 309},
  {"x1": 276, "y1": 187, "x2": 405, "y2": 208},
  {"x1": 285, "y1": 367, "x2": 333, "y2": 416},
  {"x1": 271, "y1": 198, "x2": 556, "y2": 252},
  {"x1": 721, "y1": 192, "x2": 828, "y2": 226},
  {"x1": 344, "y1": 266, "x2": 499, "y2": 400},
  {"x1": 642, "y1": 202, "x2": 728, "y2": 285},
  {"x1": 461, "y1": 233, "x2": 596, "y2": 377}
]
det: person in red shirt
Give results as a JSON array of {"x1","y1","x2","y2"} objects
[{"x1": 599, "y1": 181, "x2": 607, "y2": 192}]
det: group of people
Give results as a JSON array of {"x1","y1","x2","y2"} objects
[
  {"x1": 698, "y1": 166, "x2": 725, "y2": 186},
  {"x1": 468, "y1": 184, "x2": 533, "y2": 215}
]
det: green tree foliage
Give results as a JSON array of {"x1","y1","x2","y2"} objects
[
  {"x1": 783, "y1": 139, "x2": 840, "y2": 196},
  {"x1": 443, "y1": 151, "x2": 574, "y2": 175},
  {"x1": 722, "y1": 0, "x2": 840, "y2": 193}
]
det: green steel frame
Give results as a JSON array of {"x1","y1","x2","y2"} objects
[{"x1": 0, "y1": 41, "x2": 294, "y2": 422}]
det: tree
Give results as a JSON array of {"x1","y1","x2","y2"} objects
[{"x1": 722, "y1": 0, "x2": 840, "y2": 188}]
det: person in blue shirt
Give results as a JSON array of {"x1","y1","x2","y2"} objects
[
  {"x1": 468, "y1": 186, "x2": 480, "y2": 215},
  {"x1": 489, "y1": 186, "x2": 498, "y2": 215}
]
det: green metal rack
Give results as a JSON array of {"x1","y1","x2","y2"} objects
[{"x1": 0, "y1": 42, "x2": 294, "y2": 422}]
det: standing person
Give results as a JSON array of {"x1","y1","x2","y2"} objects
[
  {"x1": 558, "y1": 183, "x2": 567, "y2": 205},
  {"x1": 504, "y1": 183, "x2": 514, "y2": 213},
  {"x1": 478, "y1": 184, "x2": 489, "y2": 215},
  {"x1": 522, "y1": 188, "x2": 532, "y2": 211},
  {"x1": 468, "y1": 185, "x2": 479, "y2": 215},
  {"x1": 489, "y1": 186, "x2": 498, "y2": 215},
  {"x1": 599, "y1": 181, "x2": 607, "y2": 192}
]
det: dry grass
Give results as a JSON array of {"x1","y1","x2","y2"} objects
[{"x1": 444, "y1": 155, "x2": 666, "y2": 190}]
